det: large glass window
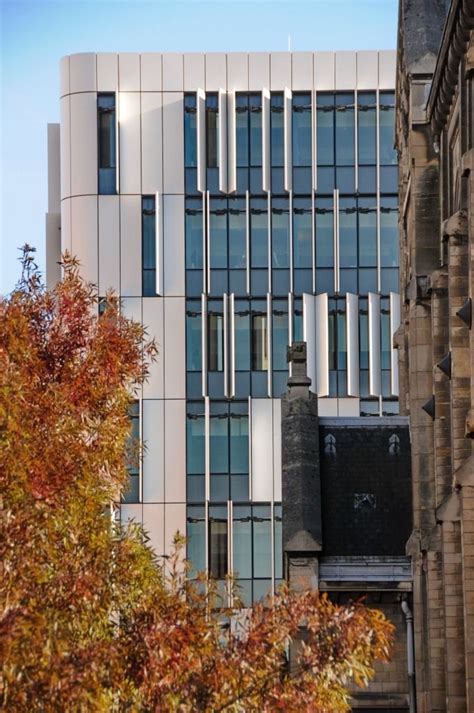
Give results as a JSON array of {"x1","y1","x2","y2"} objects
[
  {"x1": 142, "y1": 196, "x2": 156, "y2": 296},
  {"x1": 206, "y1": 93, "x2": 219, "y2": 168},
  {"x1": 317, "y1": 93, "x2": 334, "y2": 167},
  {"x1": 229, "y1": 198, "x2": 246, "y2": 269},
  {"x1": 186, "y1": 301, "x2": 202, "y2": 372},
  {"x1": 97, "y1": 94, "x2": 116, "y2": 195},
  {"x1": 187, "y1": 505, "x2": 206, "y2": 576},
  {"x1": 209, "y1": 505, "x2": 228, "y2": 579},
  {"x1": 123, "y1": 401, "x2": 140, "y2": 503},
  {"x1": 252, "y1": 308, "x2": 269, "y2": 371},
  {"x1": 271, "y1": 197, "x2": 290, "y2": 293},
  {"x1": 250, "y1": 198, "x2": 268, "y2": 269},
  {"x1": 208, "y1": 302, "x2": 224, "y2": 372},
  {"x1": 184, "y1": 93, "x2": 197, "y2": 167},
  {"x1": 185, "y1": 198, "x2": 203, "y2": 296},
  {"x1": 358, "y1": 198, "x2": 377, "y2": 268},
  {"x1": 379, "y1": 92, "x2": 397, "y2": 166},
  {"x1": 186, "y1": 403, "x2": 205, "y2": 502}
]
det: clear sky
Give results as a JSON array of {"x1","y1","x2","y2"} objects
[{"x1": 0, "y1": 0, "x2": 398, "y2": 295}]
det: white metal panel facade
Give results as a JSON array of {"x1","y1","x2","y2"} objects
[
  {"x1": 141, "y1": 92, "x2": 163, "y2": 194},
  {"x1": 69, "y1": 52, "x2": 96, "y2": 93},
  {"x1": 119, "y1": 53, "x2": 140, "y2": 91},
  {"x1": 141, "y1": 53, "x2": 162, "y2": 91},
  {"x1": 184, "y1": 53, "x2": 205, "y2": 91},
  {"x1": 162, "y1": 93, "x2": 185, "y2": 193},
  {"x1": 142, "y1": 297, "x2": 165, "y2": 399},
  {"x1": 119, "y1": 92, "x2": 141, "y2": 194},
  {"x1": 70, "y1": 92, "x2": 97, "y2": 196},
  {"x1": 97, "y1": 53, "x2": 118, "y2": 92},
  {"x1": 227, "y1": 53, "x2": 248, "y2": 91},
  {"x1": 143, "y1": 400, "x2": 165, "y2": 502},
  {"x1": 98, "y1": 195, "x2": 120, "y2": 294},
  {"x1": 71, "y1": 195, "x2": 98, "y2": 285},
  {"x1": 251, "y1": 398, "x2": 273, "y2": 502},
  {"x1": 164, "y1": 400, "x2": 186, "y2": 502},
  {"x1": 164, "y1": 298, "x2": 186, "y2": 399},
  {"x1": 120, "y1": 195, "x2": 142, "y2": 296}
]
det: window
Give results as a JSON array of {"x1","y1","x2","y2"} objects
[
  {"x1": 252, "y1": 311, "x2": 268, "y2": 371},
  {"x1": 292, "y1": 92, "x2": 312, "y2": 192},
  {"x1": 184, "y1": 94, "x2": 198, "y2": 194},
  {"x1": 185, "y1": 198, "x2": 203, "y2": 296},
  {"x1": 206, "y1": 93, "x2": 219, "y2": 168},
  {"x1": 142, "y1": 196, "x2": 156, "y2": 296},
  {"x1": 123, "y1": 401, "x2": 140, "y2": 503},
  {"x1": 186, "y1": 403, "x2": 205, "y2": 502},
  {"x1": 209, "y1": 506, "x2": 227, "y2": 579},
  {"x1": 97, "y1": 94, "x2": 116, "y2": 194},
  {"x1": 208, "y1": 303, "x2": 224, "y2": 372}
]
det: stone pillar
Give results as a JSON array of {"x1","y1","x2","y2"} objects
[{"x1": 281, "y1": 342, "x2": 322, "y2": 590}]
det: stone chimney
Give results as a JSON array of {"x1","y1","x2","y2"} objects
[{"x1": 281, "y1": 342, "x2": 322, "y2": 590}]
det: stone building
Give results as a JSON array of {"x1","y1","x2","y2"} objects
[
  {"x1": 282, "y1": 344, "x2": 413, "y2": 711},
  {"x1": 395, "y1": 0, "x2": 474, "y2": 710}
]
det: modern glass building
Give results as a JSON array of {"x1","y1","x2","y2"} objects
[{"x1": 46, "y1": 50, "x2": 399, "y2": 605}]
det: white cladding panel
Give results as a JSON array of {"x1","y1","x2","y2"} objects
[
  {"x1": 141, "y1": 93, "x2": 163, "y2": 194},
  {"x1": 270, "y1": 53, "x2": 291, "y2": 90},
  {"x1": 303, "y1": 293, "x2": 316, "y2": 393},
  {"x1": 356, "y1": 51, "x2": 379, "y2": 89},
  {"x1": 71, "y1": 195, "x2": 98, "y2": 285},
  {"x1": 164, "y1": 400, "x2": 186, "y2": 502},
  {"x1": 119, "y1": 92, "x2": 141, "y2": 194},
  {"x1": 162, "y1": 93, "x2": 185, "y2": 193},
  {"x1": 121, "y1": 504, "x2": 143, "y2": 524},
  {"x1": 60, "y1": 55, "x2": 70, "y2": 97},
  {"x1": 346, "y1": 292, "x2": 360, "y2": 397},
  {"x1": 141, "y1": 53, "x2": 162, "y2": 91},
  {"x1": 142, "y1": 503, "x2": 165, "y2": 555},
  {"x1": 378, "y1": 51, "x2": 396, "y2": 89},
  {"x1": 227, "y1": 53, "x2": 249, "y2": 91},
  {"x1": 292, "y1": 52, "x2": 313, "y2": 90},
  {"x1": 162, "y1": 53, "x2": 184, "y2": 91},
  {"x1": 70, "y1": 92, "x2": 97, "y2": 196},
  {"x1": 61, "y1": 198, "x2": 72, "y2": 254},
  {"x1": 98, "y1": 195, "x2": 120, "y2": 294},
  {"x1": 249, "y1": 53, "x2": 270, "y2": 90},
  {"x1": 314, "y1": 52, "x2": 335, "y2": 90},
  {"x1": 335, "y1": 51, "x2": 357, "y2": 89},
  {"x1": 60, "y1": 96, "x2": 71, "y2": 199},
  {"x1": 368, "y1": 292, "x2": 382, "y2": 396},
  {"x1": 46, "y1": 213, "x2": 61, "y2": 288},
  {"x1": 119, "y1": 53, "x2": 140, "y2": 91},
  {"x1": 164, "y1": 503, "x2": 186, "y2": 555},
  {"x1": 390, "y1": 292, "x2": 401, "y2": 396},
  {"x1": 251, "y1": 398, "x2": 273, "y2": 502},
  {"x1": 121, "y1": 297, "x2": 142, "y2": 324},
  {"x1": 206, "y1": 53, "x2": 227, "y2": 90},
  {"x1": 97, "y1": 53, "x2": 118, "y2": 91},
  {"x1": 164, "y1": 298, "x2": 186, "y2": 398},
  {"x1": 318, "y1": 399, "x2": 338, "y2": 417},
  {"x1": 143, "y1": 298, "x2": 164, "y2": 399},
  {"x1": 120, "y1": 195, "x2": 142, "y2": 296},
  {"x1": 48, "y1": 124, "x2": 60, "y2": 213},
  {"x1": 163, "y1": 194, "x2": 185, "y2": 296},
  {"x1": 143, "y1": 400, "x2": 165, "y2": 502},
  {"x1": 272, "y1": 399, "x2": 282, "y2": 501},
  {"x1": 69, "y1": 53, "x2": 96, "y2": 93},
  {"x1": 338, "y1": 398, "x2": 360, "y2": 416},
  {"x1": 184, "y1": 53, "x2": 205, "y2": 91}
]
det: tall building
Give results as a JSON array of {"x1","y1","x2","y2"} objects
[
  {"x1": 396, "y1": 0, "x2": 474, "y2": 711},
  {"x1": 46, "y1": 50, "x2": 400, "y2": 608}
]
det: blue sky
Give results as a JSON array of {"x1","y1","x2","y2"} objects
[{"x1": 0, "y1": 0, "x2": 398, "y2": 295}]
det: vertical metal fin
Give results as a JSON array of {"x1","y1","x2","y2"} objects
[
  {"x1": 368, "y1": 291, "x2": 382, "y2": 396},
  {"x1": 346, "y1": 292, "x2": 360, "y2": 396},
  {"x1": 197, "y1": 88, "x2": 206, "y2": 193},
  {"x1": 390, "y1": 292, "x2": 401, "y2": 397}
]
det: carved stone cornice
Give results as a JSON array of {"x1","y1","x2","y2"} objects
[{"x1": 428, "y1": 0, "x2": 474, "y2": 133}]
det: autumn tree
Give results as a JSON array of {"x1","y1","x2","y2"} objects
[{"x1": 1, "y1": 248, "x2": 393, "y2": 712}]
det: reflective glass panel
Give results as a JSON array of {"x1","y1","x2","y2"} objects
[
  {"x1": 357, "y1": 92, "x2": 376, "y2": 165},
  {"x1": 250, "y1": 93, "x2": 263, "y2": 166},
  {"x1": 270, "y1": 93, "x2": 284, "y2": 167},
  {"x1": 236, "y1": 93, "x2": 249, "y2": 167},
  {"x1": 233, "y1": 506, "x2": 252, "y2": 578},
  {"x1": 315, "y1": 198, "x2": 334, "y2": 267},
  {"x1": 229, "y1": 198, "x2": 246, "y2": 269},
  {"x1": 339, "y1": 197, "x2": 357, "y2": 268},
  {"x1": 272, "y1": 300, "x2": 288, "y2": 371},
  {"x1": 209, "y1": 506, "x2": 228, "y2": 579},
  {"x1": 253, "y1": 506, "x2": 272, "y2": 578},
  {"x1": 293, "y1": 198, "x2": 312, "y2": 269},
  {"x1": 252, "y1": 310, "x2": 268, "y2": 371},
  {"x1": 379, "y1": 91, "x2": 397, "y2": 165},
  {"x1": 250, "y1": 198, "x2": 268, "y2": 268},
  {"x1": 206, "y1": 94, "x2": 219, "y2": 168},
  {"x1": 184, "y1": 94, "x2": 197, "y2": 168},
  {"x1": 187, "y1": 506, "x2": 206, "y2": 576},
  {"x1": 316, "y1": 93, "x2": 334, "y2": 166},
  {"x1": 335, "y1": 93, "x2": 355, "y2": 166},
  {"x1": 186, "y1": 407, "x2": 205, "y2": 475},
  {"x1": 210, "y1": 198, "x2": 227, "y2": 269},
  {"x1": 185, "y1": 198, "x2": 203, "y2": 269},
  {"x1": 272, "y1": 198, "x2": 289, "y2": 269},
  {"x1": 186, "y1": 303, "x2": 202, "y2": 372},
  {"x1": 292, "y1": 93, "x2": 312, "y2": 167}
]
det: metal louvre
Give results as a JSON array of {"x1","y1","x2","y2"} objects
[
  {"x1": 201, "y1": 293, "x2": 208, "y2": 397},
  {"x1": 315, "y1": 292, "x2": 329, "y2": 397},
  {"x1": 302, "y1": 293, "x2": 316, "y2": 394},
  {"x1": 227, "y1": 91, "x2": 237, "y2": 194},
  {"x1": 154, "y1": 191, "x2": 162, "y2": 295},
  {"x1": 346, "y1": 292, "x2": 360, "y2": 397},
  {"x1": 390, "y1": 292, "x2": 401, "y2": 397},
  {"x1": 197, "y1": 88, "x2": 206, "y2": 193},
  {"x1": 284, "y1": 87, "x2": 292, "y2": 192},
  {"x1": 218, "y1": 89, "x2": 228, "y2": 193},
  {"x1": 262, "y1": 88, "x2": 271, "y2": 193},
  {"x1": 368, "y1": 291, "x2": 381, "y2": 396}
]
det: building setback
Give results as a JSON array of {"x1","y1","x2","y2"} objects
[
  {"x1": 46, "y1": 52, "x2": 407, "y2": 691},
  {"x1": 396, "y1": 0, "x2": 474, "y2": 711}
]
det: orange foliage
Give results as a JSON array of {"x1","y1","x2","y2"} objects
[{"x1": 1, "y1": 248, "x2": 393, "y2": 711}]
